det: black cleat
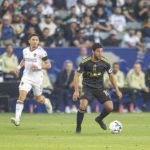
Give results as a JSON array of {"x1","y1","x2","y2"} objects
[
  {"x1": 76, "y1": 127, "x2": 81, "y2": 133},
  {"x1": 95, "y1": 117, "x2": 107, "y2": 130}
]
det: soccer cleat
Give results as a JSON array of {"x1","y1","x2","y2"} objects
[
  {"x1": 45, "y1": 98, "x2": 53, "y2": 114},
  {"x1": 11, "y1": 118, "x2": 20, "y2": 126},
  {"x1": 95, "y1": 117, "x2": 107, "y2": 130},
  {"x1": 76, "y1": 127, "x2": 81, "y2": 133},
  {"x1": 65, "y1": 106, "x2": 71, "y2": 114}
]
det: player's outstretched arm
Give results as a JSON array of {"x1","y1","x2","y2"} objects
[
  {"x1": 73, "y1": 72, "x2": 81, "y2": 101},
  {"x1": 109, "y1": 74, "x2": 122, "y2": 100},
  {"x1": 15, "y1": 59, "x2": 25, "y2": 77}
]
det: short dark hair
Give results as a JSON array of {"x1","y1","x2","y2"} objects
[
  {"x1": 28, "y1": 34, "x2": 39, "y2": 40},
  {"x1": 113, "y1": 62, "x2": 119, "y2": 66},
  {"x1": 92, "y1": 43, "x2": 103, "y2": 51},
  {"x1": 6, "y1": 44, "x2": 13, "y2": 48}
]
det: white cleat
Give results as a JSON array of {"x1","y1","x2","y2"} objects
[
  {"x1": 11, "y1": 118, "x2": 20, "y2": 126},
  {"x1": 71, "y1": 105, "x2": 78, "y2": 113},
  {"x1": 65, "y1": 106, "x2": 71, "y2": 114},
  {"x1": 45, "y1": 98, "x2": 53, "y2": 114}
]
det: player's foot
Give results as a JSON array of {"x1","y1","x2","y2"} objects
[
  {"x1": 45, "y1": 98, "x2": 53, "y2": 114},
  {"x1": 76, "y1": 127, "x2": 81, "y2": 133},
  {"x1": 11, "y1": 118, "x2": 20, "y2": 126},
  {"x1": 95, "y1": 117, "x2": 107, "y2": 130}
]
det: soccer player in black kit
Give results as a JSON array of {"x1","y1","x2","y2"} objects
[{"x1": 73, "y1": 43, "x2": 122, "y2": 133}]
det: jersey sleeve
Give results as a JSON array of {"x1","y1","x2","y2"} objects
[
  {"x1": 106, "y1": 63, "x2": 113, "y2": 74},
  {"x1": 77, "y1": 63, "x2": 85, "y2": 73},
  {"x1": 41, "y1": 49, "x2": 49, "y2": 61},
  {"x1": 22, "y1": 49, "x2": 25, "y2": 59}
]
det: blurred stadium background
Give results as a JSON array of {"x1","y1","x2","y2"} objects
[{"x1": 0, "y1": 0, "x2": 150, "y2": 113}]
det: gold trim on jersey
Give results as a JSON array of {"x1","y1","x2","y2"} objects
[
  {"x1": 100, "y1": 56, "x2": 110, "y2": 64},
  {"x1": 81, "y1": 56, "x2": 91, "y2": 64}
]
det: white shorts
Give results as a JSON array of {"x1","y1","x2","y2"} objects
[{"x1": 19, "y1": 78, "x2": 43, "y2": 96}]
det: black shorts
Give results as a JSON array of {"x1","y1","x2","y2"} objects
[{"x1": 80, "y1": 86, "x2": 112, "y2": 104}]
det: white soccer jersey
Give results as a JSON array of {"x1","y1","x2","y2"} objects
[{"x1": 22, "y1": 46, "x2": 48, "y2": 82}]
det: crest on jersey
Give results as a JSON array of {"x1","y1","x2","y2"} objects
[{"x1": 33, "y1": 53, "x2": 37, "y2": 57}]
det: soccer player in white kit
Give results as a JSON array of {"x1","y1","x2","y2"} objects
[{"x1": 11, "y1": 34, "x2": 52, "y2": 126}]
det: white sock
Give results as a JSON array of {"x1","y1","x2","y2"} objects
[
  {"x1": 44, "y1": 98, "x2": 52, "y2": 113},
  {"x1": 15, "y1": 103, "x2": 24, "y2": 121}
]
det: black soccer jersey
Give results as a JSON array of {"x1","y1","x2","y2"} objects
[{"x1": 77, "y1": 56, "x2": 112, "y2": 89}]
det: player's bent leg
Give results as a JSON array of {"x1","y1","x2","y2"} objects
[
  {"x1": 11, "y1": 90, "x2": 27, "y2": 126},
  {"x1": 95, "y1": 100, "x2": 113, "y2": 130},
  {"x1": 35, "y1": 95, "x2": 53, "y2": 113},
  {"x1": 76, "y1": 99, "x2": 88, "y2": 133}
]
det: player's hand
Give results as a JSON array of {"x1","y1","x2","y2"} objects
[
  {"x1": 73, "y1": 91, "x2": 79, "y2": 101},
  {"x1": 116, "y1": 89, "x2": 122, "y2": 100},
  {"x1": 31, "y1": 64, "x2": 39, "y2": 70},
  {"x1": 14, "y1": 69, "x2": 20, "y2": 78}
]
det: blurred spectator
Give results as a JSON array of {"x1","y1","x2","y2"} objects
[
  {"x1": 93, "y1": 6, "x2": 111, "y2": 32},
  {"x1": 0, "y1": 0, "x2": 14, "y2": 18},
  {"x1": 21, "y1": 0, "x2": 35, "y2": 18},
  {"x1": 112, "y1": 63, "x2": 125, "y2": 113},
  {"x1": 109, "y1": 6, "x2": 127, "y2": 33},
  {"x1": 33, "y1": 4, "x2": 44, "y2": 22},
  {"x1": 112, "y1": 63, "x2": 125, "y2": 89},
  {"x1": 53, "y1": 28, "x2": 66, "y2": 47},
  {"x1": 84, "y1": 8, "x2": 94, "y2": 22},
  {"x1": 74, "y1": 0, "x2": 86, "y2": 17},
  {"x1": 104, "y1": 62, "x2": 125, "y2": 112},
  {"x1": 121, "y1": 29, "x2": 139, "y2": 47},
  {"x1": 24, "y1": 15, "x2": 43, "y2": 38},
  {"x1": 122, "y1": 0, "x2": 136, "y2": 22},
  {"x1": 142, "y1": 18, "x2": 150, "y2": 43},
  {"x1": 103, "y1": 31, "x2": 120, "y2": 46},
  {"x1": 80, "y1": 16, "x2": 94, "y2": 39},
  {"x1": 0, "y1": 15, "x2": 16, "y2": 46},
  {"x1": 12, "y1": 0, "x2": 21, "y2": 15},
  {"x1": 54, "y1": 60, "x2": 75, "y2": 113},
  {"x1": 76, "y1": 47, "x2": 88, "y2": 66},
  {"x1": 12, "y1": 14, "x2": 24, "y2": 39},
  {"x1": 64, "y1": 6, "x2": 79, "y2": 24},
  {"x1": 73, "y1": 28, "x2": 93, "y2": 48},
  {"x1": 39, "y1": 0, "x2": 54, "y2": 15},
  {"x1": 125, "y1": 63, "x2": 149, "y2": 112},
  {"x1": 40, "y1": 14, "x2": 57, "y2": 36},
  {"x1": 136, "y1": 31, "x2": 147, "y2": 54},
  {"x1": 94, "y1": 0, "x2": 112, "y2": 17},
  {"x1": 40, "y1": 27, "x2": 54, "y2": 47},
  {"x1": 64, "y1": 18, "x2": 78, "y2": 45},
  {"x1": 20, "y1": 26, "x2": 36, "y2": 46},
  {"x1": 135, "y1": 0, "x2": 150, "y2": 21},
  {"x1": 2, "y1": 44, "x2": 19, "y2": 81}
]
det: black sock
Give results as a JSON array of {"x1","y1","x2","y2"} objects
[
  {"x1": 77, "y1": 110, "x2": 84, "y2": 128},
  {"x1": 97, "y1": 109, "x2": 110, "y2": 121}
]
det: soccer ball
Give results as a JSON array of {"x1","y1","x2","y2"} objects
[{"x1": 109, "y1": 120, "x2": 123, "y2": 134}]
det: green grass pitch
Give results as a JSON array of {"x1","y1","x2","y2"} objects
[{"x1": 0, "y1": 113, "x2": 150, "y2": 150}]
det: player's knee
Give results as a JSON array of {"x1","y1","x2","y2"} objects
[
  {"x1": 106, "y1": 105, "x2": 113, "y2": 112},
  {"x1": 35, "y1": 96, "x2": 44, "y2": 103},
  {"x1": 18, "y1": 95, "x2": 26, "y2": 101}
]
